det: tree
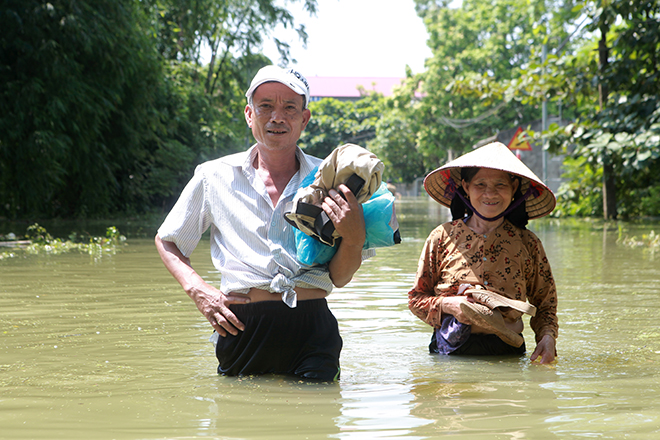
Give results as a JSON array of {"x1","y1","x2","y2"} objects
[
  {"x1": 0, "y1": 0, "x2": 317, "y2": 218},
  {"x1": 371, "y1": 73, "x2": 427, "y2": 183},
  {"x1": 143, "y1": 0, "x2": 317, "y2": 95},
  {"x1": 385, "y1": 0, "x2": 579, "y2": 179},
  {"x1": 544, "y1": 0, "x2": 660, "y2": 218},
  {"x1": 0, "y1": 0, "x2": 162, "y2": 217},
  {"x1": 421, "y1": 0, "x2": 660, "y2": 218},
  {"x1": 299, "y1": 93, "x2": 384, "y2": 159}
]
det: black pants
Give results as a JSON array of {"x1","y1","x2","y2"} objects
[
  {"x1": 215, "y1": 298, "x2": 342, "y2": 381},
  {"x1": 430, "y1": 330, "x2": 526, "y2": 356}
]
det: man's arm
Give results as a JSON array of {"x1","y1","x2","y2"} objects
[
  {"x1": 155, "y1": 234, "x2": 250, "y2": 336},
  {"x1": 323, "y1": 184, "x2": 366, "y2": 287}
]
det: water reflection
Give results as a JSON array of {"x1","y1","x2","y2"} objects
[
  {"x1": 407, "y1": 356, "x2": 562, "y2": 439},
  {"x1": 2, "y1": 198, "x2": 660, "y2": 439}
]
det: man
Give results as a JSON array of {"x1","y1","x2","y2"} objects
[{"x1": 155, "y1": 65, "x2": 370, "y2": 381}]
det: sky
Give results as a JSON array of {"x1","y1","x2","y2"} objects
[{"x1": 262, "y1": 0, "x2": 434, "y2": 78}]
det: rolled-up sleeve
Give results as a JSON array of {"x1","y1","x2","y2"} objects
[{"x1": 157, "y1": 167, "x2": 212, "y2": 257}]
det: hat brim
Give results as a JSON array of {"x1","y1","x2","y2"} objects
[
  {"x1": 423, "y1": 142, "x2": 556, "y2": 219},
  {"x1": 245, "y1": 66, "x2": 310, "y2": 109}
]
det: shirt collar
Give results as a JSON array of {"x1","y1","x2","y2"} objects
[{"x1": 230, "y1": 144, "x2": 316, "y2": 178}]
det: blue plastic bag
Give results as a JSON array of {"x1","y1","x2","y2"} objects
[{"x1": 292, "y1": 169, "x2": 400, "y2": 266}]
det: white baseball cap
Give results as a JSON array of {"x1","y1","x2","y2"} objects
[{"x1": 245, "y1": 65, "x2": 310, "y2": 109}]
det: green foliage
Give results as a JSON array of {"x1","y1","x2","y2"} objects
[
  {"x1": 1, "y1": 0, "x2": 162, "y2": 217},
  {"x1": 142, "y1": 0, "x2": 317, "y2": 101},
  {"x1": 547, "y1": 0, "x2": 660, "y2": 218},
  {"x1": 371, "y1": 96, "x2": 426, "y2": 183},
  {"x1": 0, "y1": 0, "x2": 315, "y2": 219},
  {"x1": 0, "y1": 224, "x2": 126, "y2": 261},
  {"x1": 387, "y1": 0, "x2": 577, "y2": 176},
  {"x1": 299, "y1": 93, "x2": 385, "y2": 159},
  {"x1": 427, "y1": 0, "x2": 660, "y2": 218},
  {"x1": 553, "y1": 155, "x2": 603, "y2": 217},
  {"x1": 140, "y1": 60, "x2": 246, "y2": 211},
  {"x1": 25, "y1": 224, "x2": 54, "y2": 246}
]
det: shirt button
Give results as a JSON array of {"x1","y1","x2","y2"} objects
[
  {"x1": 483, "y1": 257, "x2": 487, "y2": 261},
  {"x1": 484, "y1": 281, "x2": 489, "y2": 285},
  {"x1": 484, "y1": 235, "x2": 487, "y2": 238}
]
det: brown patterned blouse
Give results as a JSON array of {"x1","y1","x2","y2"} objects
[{"x1": 408, "y1": 219, "x2": 558, "y2": 343}]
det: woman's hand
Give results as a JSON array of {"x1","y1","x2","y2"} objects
[
  {"x1": 531, "y1": 334, "x2": 556, "y2": 364},
  {"x1": 440, "y1": 295, "x2": 472, "y2": 324}
]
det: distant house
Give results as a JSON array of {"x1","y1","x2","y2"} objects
[{"x1": 306, "y1": 77, "x2": 405, "y2": 102}]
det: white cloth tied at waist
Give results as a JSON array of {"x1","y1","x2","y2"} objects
[
  {"x1": 209, "y1": 274, "x2": 297, "y2": 347},
  {"x1": 270, "y1": 273, "x2": 298, "y2": 308},
  {"x1": 209, "y1": 273, "x2": 298, "y2": 347}
]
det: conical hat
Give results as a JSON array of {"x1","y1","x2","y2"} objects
[{"x1": 423, "y1": 142, "x2": 556, "y2": 219}]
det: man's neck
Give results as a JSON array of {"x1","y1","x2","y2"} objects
[{"x1": 253, "y1": 144, "x2": 300, "y2": 206}]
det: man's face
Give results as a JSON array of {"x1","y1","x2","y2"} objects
[{"x1": 244, "y1": 82, "x2": 311, "y2": 152}]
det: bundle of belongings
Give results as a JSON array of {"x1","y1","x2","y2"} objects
[{"x1": 285, "y1": 143, "x2": 401, "y2": 265}]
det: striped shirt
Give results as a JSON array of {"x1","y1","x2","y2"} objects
[{"x1": 158, "y1": 145, "x2": 372, "y2": 303}]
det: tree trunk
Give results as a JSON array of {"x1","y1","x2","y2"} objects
[{"x1": 599, "y1": 22, "x2": 617, "y2": 219}]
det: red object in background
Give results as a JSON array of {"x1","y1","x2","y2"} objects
[{"x1": 507, "y1": 127, "x2": 532, "y2": 152}]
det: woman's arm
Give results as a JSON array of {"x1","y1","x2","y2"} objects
[
  {"x1": 408, "y1": 231, "x2": 449, "y2": 327},
  {"x1": 524, "y1": 231, "x2": 559, "y2": 363}
]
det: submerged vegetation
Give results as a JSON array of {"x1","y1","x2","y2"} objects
[
  {"x1": 0, "y1": 224, "x2": 126, "y2": 261},
  {"x1": 617, "y1": 226, "x2": 660, "y2": 259}
]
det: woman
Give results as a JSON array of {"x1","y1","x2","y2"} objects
[{"x1": 408, "y1": 142, "x2": 558, "y2": 364}]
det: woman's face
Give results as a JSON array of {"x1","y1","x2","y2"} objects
[{"x1": 462, "y1": 168, "x2": 519, "y2": 219}]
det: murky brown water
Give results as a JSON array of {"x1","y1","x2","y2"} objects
[{"x1": 2, "y1": 199, "x2": 660, "y2": 439}]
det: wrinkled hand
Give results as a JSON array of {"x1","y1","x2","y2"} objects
[
  {"x1": 440, "y1": 295, "x2": 473, "y2": 324},
  {"x1": 530, "y1": 334, "x2": 556, "y2": 364},
  {"x1": 188, "y1": 282, "x2": 250, "y2": 337},
  {"x1": 322, "y1": 184, "x2": 366, "y2": 247}
]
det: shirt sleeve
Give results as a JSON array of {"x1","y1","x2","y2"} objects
[
  {"x1": 157, "y1": 166, "x2": 213, "y2": 257},
  {"x1": 362, "y1": 248, "x2": 376, "y2": 260},
  {"x1": 408, "y1": 229, "x2": 444, "y2": 328},
  {"x1": 524, "y1": 231, "x2": 559, "y2": 342}
]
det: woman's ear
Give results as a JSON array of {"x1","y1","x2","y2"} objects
[{"x1": 511, "y1": 176, "x2": 520, "y2": 194}]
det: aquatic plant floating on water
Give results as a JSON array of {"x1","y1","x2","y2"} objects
[{"x1": 0, "y1": 224, "x2": 126, "y2": 261}]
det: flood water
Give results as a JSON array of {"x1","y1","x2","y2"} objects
[{"x1": 2, "y1": 198, "x2": 660, "y2": 439}]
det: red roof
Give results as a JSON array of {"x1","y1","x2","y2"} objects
[{"x1": 306, "y1": 77, "x2": 404, "y2": 98}]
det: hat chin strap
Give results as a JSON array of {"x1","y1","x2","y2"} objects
[{"x1": 456, "y1": 186, "x2": 537, "y2": 222}]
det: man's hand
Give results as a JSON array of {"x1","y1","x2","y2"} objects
[
  {"x1": 323, "y1": 184, "x2": 366, "y2": 247},
  {"x1": 187, "y1": 282, "x2": 250, "y2": 337},
  {"x1": 155, "y1": 234, "x2": 250, "y2": 337},
  {"x1": 324, "y1": 184, "x2": 366, "y2": 287}
]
